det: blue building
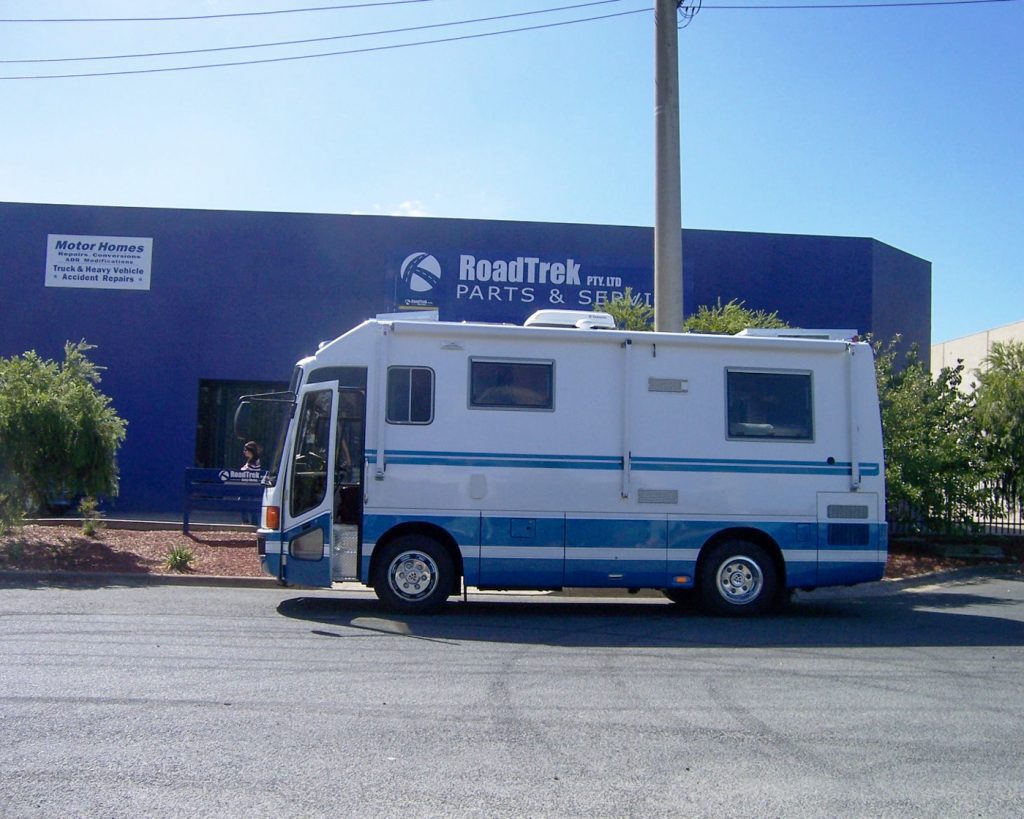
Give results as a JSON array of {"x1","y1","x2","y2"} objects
[{"x1": 0, "y1": 201, "x2": 930, "y2": 514}]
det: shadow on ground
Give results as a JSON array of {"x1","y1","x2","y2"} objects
[{"x1": 275, "y1": 570, "x2": 1024, "y2": 650}]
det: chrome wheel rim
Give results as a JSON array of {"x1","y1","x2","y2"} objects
[
  {"x1": 387, "y1": 550, "x2": 439, "y2": 601},
  {"x1": 715, "y1": 556, "x2": 764, "y2": 605}
]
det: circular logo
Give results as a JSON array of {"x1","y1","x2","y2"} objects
[
  {"x1": 400, "y1": 252, "x2": 441, "y2": 293},
  {"x1": 218, "y1": 470, "x2": 230, "y2": 482}
]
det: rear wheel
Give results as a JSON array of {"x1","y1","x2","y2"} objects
[
  {"x1": 373, "y1": 535, "x2": 454, "y2": 614},
  {"x1": 698, "y1": 540, "x2": 778, "y2": 616}
]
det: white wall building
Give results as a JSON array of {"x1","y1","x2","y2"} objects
[{"x1": 931, "y1": 320, "x2": 1024, "y2": 387}]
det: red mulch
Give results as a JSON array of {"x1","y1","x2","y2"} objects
[{"x1": 0, "y1": 524, "x2": 263, "y2": 577}]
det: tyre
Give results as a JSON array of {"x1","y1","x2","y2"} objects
[
  {"x1": 698, "y1": 540, "x2": 778, "y2": 616},
  {"x1": 662, "y1": 588, "x2": 698, "y2": 609},
  {"x1": 373, "y1": 535, "x2": 454, "y2": 614}
]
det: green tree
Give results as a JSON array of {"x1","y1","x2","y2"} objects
[
  {"x1": 874, "y1": 339, "x2": 993, "y2": 533},
  {"x1": 601, "y1": 294, "x2": 789, "y2": 335},
  {"x1": 683, "y1": 298, "x2": 788, "y2": 335},
  {"x1": 0, "y1": 342, "x2": 127, "y2": 529},
  {"x1": 601, "y1": 288, "x2": 654, "y2": 330},
  {"x1": 973, "y1": 340, "x2": 1024, "y2": 506}
]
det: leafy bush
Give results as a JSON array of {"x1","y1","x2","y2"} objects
[
  {"x1": 874, "y1": 338, "x2": 995, "y2": 533},
  {"x1": 601, "y1": 294, "x2": 788, "y2": 335},
  {"x1": 601, "y1": 288, "x2": 654, "y2": 330},
  {"x1": 684, "y1": 298, "x2": 788, "y2": 335},
  {"x1": 974, "y1": 340, "x2": 1024, "y2": 508},
  {"x1": 0, "y1": 342, "x2": 126, "y2": 530}
]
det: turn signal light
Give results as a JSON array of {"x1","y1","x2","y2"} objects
[
  {"x1": 265, "y1": 506, "x2": 281, "y2": 531},
  {"x1": 673, "y1": 576, "x2": 691, "y2": 585}
]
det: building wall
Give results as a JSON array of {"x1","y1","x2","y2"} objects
[
  {"x1": 0, "y1": 201, "x2": 931, "y2": 514},
  {"x1": 931, "y1": 320, "x2": 1024, "y2": 389}
]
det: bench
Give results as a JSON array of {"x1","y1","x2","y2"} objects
[{"x1": 183, "y1": 468, "x2": 265, "y2": 533}]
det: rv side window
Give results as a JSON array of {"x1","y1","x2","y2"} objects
[
  {"x1": 727, "y1": 370, "x2": 813, "y2": 441},
  {"x1": 387, "y1": 367, "x2": 434, "y2": 424},
  {"x1": 470, "y1": 359, "x2": 554, "y2": 410}
]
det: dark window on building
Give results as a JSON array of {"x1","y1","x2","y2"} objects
[
  {"x1": 387, "y1": 367, "x2": 434, "y2": 424},
  {"x1": 470, "y1": 360, "x2": 554, "y2": 410},
  {"x1": 727, "y1": 370, "x2": 813, "y2": 440},
  {"x1": 195, "y1": 379, "x2": 289, "y2": 468}
]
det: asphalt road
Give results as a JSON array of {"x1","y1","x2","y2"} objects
[{"x1": 2, "y1": 572, "x2": 1023, "y2": 818}]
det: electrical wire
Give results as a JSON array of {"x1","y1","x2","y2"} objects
[
  {"x1": 0, "y1": 7, "x2": 650, "y2": 80},
  {"x1": 0, "y1": 0, "x2": 630, "y2": 65},
  {"x1": 1, "y1": 0, "x2": 1015, "y2": 80},
  {"x1": 0, "y1": 0, "x2": 433, "y2": 24},
  {"x1": 678, "y1": 0, "x2": 702, "y2": 28},
  {"x1": 703, "y1": 0, "x2": 1015, "y2": 8}
]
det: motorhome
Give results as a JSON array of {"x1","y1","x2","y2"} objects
[{"x1": 237, "y1": 310, "x2": 886, "y2": 615}]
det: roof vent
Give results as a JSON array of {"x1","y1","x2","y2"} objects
[
  {"x1": 736, "y1": 328, "x2": 859, "y2": 342},
  {"x1": 524, "y1": 309, "x2": 616, "y2": 330}
]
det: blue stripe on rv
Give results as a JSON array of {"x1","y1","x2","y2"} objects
[
  {"x1": 360, "y1": 512, "x2": 886, "y2": 590},
  {"x1": 365, "y1": 449, "x2": 879, "y2": 477}
]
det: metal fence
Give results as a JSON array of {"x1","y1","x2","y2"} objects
[{"x1": 888, "y1": 485, "x2": 1024, "y2": 538}]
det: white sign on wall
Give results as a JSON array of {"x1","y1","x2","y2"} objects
[{"x1": 45, "y1": 234, "x2": 153, "y2": 291}]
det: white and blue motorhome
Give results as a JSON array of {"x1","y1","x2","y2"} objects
[{"x1": 239, "y1": 311, "x2": 886, "y2": 615}]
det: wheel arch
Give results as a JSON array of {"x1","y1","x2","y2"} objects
[
  {"x1": 370, "y1": 521, "x2": 464, "y2": 595},
  {"x1": 696, "y1": 527, "x2": 787, "y2": 590}
]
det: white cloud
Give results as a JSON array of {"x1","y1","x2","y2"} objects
[{"x1": 391, "y1": 200, "x2": 429, "y2": 217}]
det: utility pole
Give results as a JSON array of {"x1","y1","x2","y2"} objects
[{"x1": 654, "y1": 0, "x2": 683, "y2": 332}]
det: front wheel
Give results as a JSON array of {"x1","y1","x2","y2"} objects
[
  {"x1": 662, "y1": 588, "x2": 698, "y2": 610},
  {"x1": 698, "y1": 540, "x2": 778, "y2": 616},
  {"x1": 373, "y1": 536, "x2": 454, "y2": 614}
]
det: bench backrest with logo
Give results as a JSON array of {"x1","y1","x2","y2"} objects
[{"x1": 182, "y1": 467, "x2": 265, "y2": 533}]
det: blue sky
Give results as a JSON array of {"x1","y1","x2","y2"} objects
[{"x1": 1, "y1": 0, "x2": 1021, "y2": 343}]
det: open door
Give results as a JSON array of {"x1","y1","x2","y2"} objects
[
  {"x1": 280, "y1": 385, "x2": 337, "y2": 587},
  {"x1": 331, "y1": 387, "x2": 366, "y2": 581}
]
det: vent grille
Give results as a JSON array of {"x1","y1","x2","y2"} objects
[
  {"x1": 827, "y1": 523, "x2": 870, "y2": 546},
  {"x1": 637, "y1": 489, "x2": 679, "y2": 505},
  {"x1": 827, "y1": 504, "x2": 869, "y2": 520},
  {"x1": 648, "y1": 377, "x2": 688, "y2": 393}
]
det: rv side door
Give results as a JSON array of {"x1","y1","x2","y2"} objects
[{"x1": 280, "y1": 385, "x2": 338, "y2": 587}]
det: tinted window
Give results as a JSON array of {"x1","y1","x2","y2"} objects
[
  {"x1": 290, "y1": 390, "x2": 333, "y2": 517},
  {"x1": 727, "y1": 370, "x2": 812, "y2": 440},
  {"x1": 387, "y1": 367, "x2": 434, "y2": 424},
  {"x1": 470, "y1": 360, "x2": 554, "y2": 410}
]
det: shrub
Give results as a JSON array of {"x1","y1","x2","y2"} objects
[
  {"x1": 684, "y1": 298, "x2": 788, "y2": 335},
  {"x1": 164, "y1": 546, "x2": 195, "y2": 573},
  {"x1": 78, "y1": 496, "x2": 104, "y2": 538},
  {"x1": 0, "y1": 342, "x2": 126, "y2": 530}
]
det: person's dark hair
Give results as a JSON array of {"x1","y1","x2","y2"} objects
[{"x1": 244, "y1": 441, "x2": 260, "y2": 456}]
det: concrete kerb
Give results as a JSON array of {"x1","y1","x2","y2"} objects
[
  {"x1": 28, "y1": 517, "x2": 256, "y2": 534},
  {"x1": 0, "y1": 569, "x2": 279, "y2": 589}
]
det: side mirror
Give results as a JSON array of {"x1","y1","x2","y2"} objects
[{"x1": 234, "y1": 400, "x2": 253, "y2": 440}]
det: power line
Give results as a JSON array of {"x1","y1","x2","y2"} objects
[
  {"x1": 0, "y1": 0, "x2": 629, "y2": 65},
  {"x1": 1, "y1": 0, "x2": 1015, "y2": 80},
  {"x1": 0, "y1": 8, "x2": 650, "y2": 80},
  {"x1": 0, "y1": 0, "x2": 432, "y2": 24},
  {"x1": 678, "y1": 0, "x2": 702, "y2": 28},
  {"x1": 702, "y1": 0, "x2": 1016, "y2": 8}
]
